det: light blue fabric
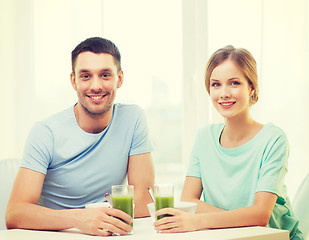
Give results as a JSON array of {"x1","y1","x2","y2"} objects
[
  {"x1": 21, "y1": 103, "x2": 153, "y2": 210},
  {"x1": 187, "y1": 122, "x2": 303, "y2": 239},
  {"x1": 0, "y1": 158, "x2": 21, "y2": 230}
]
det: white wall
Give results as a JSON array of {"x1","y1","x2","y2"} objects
[
  {"x1": 1, "y1": 0, "x2": 308, "y2": 200},
  {"x1": 182, "y1": 0, "x2": 309, "y2": 199}
]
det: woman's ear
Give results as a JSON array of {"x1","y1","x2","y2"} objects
[{"x1": 249, "y1": 86, "x2": 255, "y2": 97}]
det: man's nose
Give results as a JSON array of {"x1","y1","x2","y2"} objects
[{"x1": 90, "y1": 76, "x2": 102, "y2": 92}]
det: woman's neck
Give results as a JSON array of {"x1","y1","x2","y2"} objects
[{"x1": 220, "y1": 113, "x2": 263, "y2": 148}]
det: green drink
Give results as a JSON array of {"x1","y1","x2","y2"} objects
[
  {"x1": 112, "y1": 195, "x2": 134, "y2": 227},
  {"x1": 111, "y1": 185, "x2": 134, "y2": 230},
  {"x1": 154, "y1": 184, "x2": 174, "y2": 220},
  {"x1": 155, "y1": 195, "x2": 174, "y2": 220}
]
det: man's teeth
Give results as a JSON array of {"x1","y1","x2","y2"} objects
[{"x1": 91, "y1": 96, "x2": 103, "y2": 100}]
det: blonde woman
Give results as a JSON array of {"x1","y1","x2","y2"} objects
[{"x1": 154, "y1": 46, "x2": 303, "y2": 240}]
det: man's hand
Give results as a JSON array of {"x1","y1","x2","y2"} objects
[
  {"x1": 6, "y1": 168, "x2": 133, "y2": 236},
  {"x1": 74, "y1": 207, "x2": 133, "y2": 236}
]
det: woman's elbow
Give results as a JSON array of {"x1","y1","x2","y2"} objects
[{"x1": 255, "y1": 211, "x2": 272, "y2": 227}]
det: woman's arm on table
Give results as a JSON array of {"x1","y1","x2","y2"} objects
[
  {"x1": 181, "y1": 176, "x2": 225, "y2": 213},
  {"x1": 155, "y1": 190, "x2": 277, "y2": 233}
]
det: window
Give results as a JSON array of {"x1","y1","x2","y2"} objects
[{"x1": 102, "y1": 0, "x2": 184, "y2": 199}]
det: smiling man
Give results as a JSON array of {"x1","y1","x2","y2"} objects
[{"x1": 6, "y1": 37, "x2": 154, "y2": 236}]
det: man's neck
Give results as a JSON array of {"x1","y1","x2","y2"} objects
[{"x1": 74, "y1": 104, "x2": 113, "y2": 134}]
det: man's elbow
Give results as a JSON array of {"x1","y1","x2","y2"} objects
[
  {"x1": 5, "y1": 203, "x2": 24, "y2": 229},
  {"x1": 5, "y1": 210, "x2": 18, "y2": 229}
]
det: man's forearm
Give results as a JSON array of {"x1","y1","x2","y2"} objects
[
  {"x1": 133, "y1": 190, "x2": 152, "y2": 218},
  {"x1": 6, "y1": 202, "x2": 80, "y2": 230}
]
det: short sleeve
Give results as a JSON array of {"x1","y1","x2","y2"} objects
[
  {"x1": 21, "y1": 122, "x2": 54, "y2": 175},
  {"x1": 256, "y1": 132, "x2": 289, "y2": 195},
  {"x1": 186, "y1": 131, "x2": 202, "y2": 178},
  {"x1": 129, "y1": 108, "x2": 153, "y2": 156}
]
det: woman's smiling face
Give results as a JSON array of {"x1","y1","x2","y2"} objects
[{"x1": 209, "y1": 59, "x2": 253, "y2": 119}]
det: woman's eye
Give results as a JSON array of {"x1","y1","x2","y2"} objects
[
  {"x1": 211, "y1": 82, "x2": 220, "y2": 87},
  {"x1": 231, "y1": 81, "x2": 240, "y2": 86}
]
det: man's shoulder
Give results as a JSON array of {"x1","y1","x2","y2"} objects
[
  {"x1": 114, "y1": 103, "x2": 142, "y2": 112},
  {"x1": 35, "y1": 105, "x2": 74, "y2": 129},
  {"x1": 114, "y1": 103, "x2": 144, "y2": 117}
]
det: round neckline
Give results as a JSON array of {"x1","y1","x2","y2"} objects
[
  {"x1": 71, "y1": 104, "x2": 115, "y2": 137},
  {"x1": 217, "y1": 123, "x2": 270, "y2": 152}
]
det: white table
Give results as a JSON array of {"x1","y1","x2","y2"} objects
[{"x1": 0, "y1": 217, "x2": 289, "y2": 240}]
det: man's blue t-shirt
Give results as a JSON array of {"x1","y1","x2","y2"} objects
[
  {"x1": 187, "y1": 123, "x2": 303, "y2": 239},
  {"x1": 21, "y1": 103, "x2": 153, "y2": 209}
]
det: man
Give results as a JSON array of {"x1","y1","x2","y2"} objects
[{"x1": 6, "y1": 37, "x2": 154, "y2": 236}]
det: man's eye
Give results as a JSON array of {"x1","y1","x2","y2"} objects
[
  {"x1": 80, "y1": 74, "x2": 90, "y2": 79},
  {"x1": 102, "y1": 73, "x2": 111, "y2": 78}
]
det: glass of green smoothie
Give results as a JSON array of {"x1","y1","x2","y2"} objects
[
  {"x1": 111, "y1": 185, "x2": 134, "y2": 233},
  {"x1": 154, "y1": 184, "x2": 174, "y2": 220}
]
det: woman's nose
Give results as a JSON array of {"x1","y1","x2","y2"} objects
[{"x1": 220, "y1": 86, "x2": 231, "y2": 99}]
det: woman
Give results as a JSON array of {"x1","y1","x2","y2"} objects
[{"x1": 154, "y1": 46, "x2": 303, "y2": 239}]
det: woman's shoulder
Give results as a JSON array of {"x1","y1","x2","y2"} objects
[
  {"x1": 198, "y1": 122, "x2": 224, "y2": 137},
  {"x1": 262, "y1": 122, "x2": 287, "y2": 139}
]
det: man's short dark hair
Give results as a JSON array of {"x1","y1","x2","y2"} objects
[{"x1": 71, "y1": 37, "x2": 121, "y2": 74}]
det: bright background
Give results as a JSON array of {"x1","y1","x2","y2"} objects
[{"x1": 0, "y1": 0, "x2": 308, "y2": 201}]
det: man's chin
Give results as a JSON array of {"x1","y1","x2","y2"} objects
[{"x1": 84, "y1": 105, "x2": 113, "y2": 116}]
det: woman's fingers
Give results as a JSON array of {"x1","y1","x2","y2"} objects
[
  {"x1": 155, "y1": 208, "x2": 181, "y2": 219},
  {"x1": 154, "y1": 208, "x2": 198, "y2": 233}
]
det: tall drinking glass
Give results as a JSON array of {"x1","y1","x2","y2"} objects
[
  {"x1": 154, "y1": 184, "x2": 174, "y2": 220},
  {"x1": 111, "y1": 185, "x2": 134, "y2": 231}
]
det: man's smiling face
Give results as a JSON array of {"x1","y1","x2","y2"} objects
[{"x1": 71, "y1": 51, "x2": 123, "y2": 117}]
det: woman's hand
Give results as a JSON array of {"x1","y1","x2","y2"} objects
[{"x1": 153, "y1": 208, "x2": 201, "y2": 233}]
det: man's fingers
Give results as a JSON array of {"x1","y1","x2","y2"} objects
[
  {"x1": 96, "y1": 228, "x2": 112, "y2": 236},
  {"x1": 99, "y1": 222, "x2": 130, "y2": 236},
  {"x1": 105, "y1": 207, "x2": 133, "y2": 224},
  {"x1": 100, "y1": 209, "x2": 133, "y2": 234}
]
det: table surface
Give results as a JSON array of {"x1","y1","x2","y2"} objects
[{"x1": 0, "y1": 217, "x2": 289, "y2": 240}]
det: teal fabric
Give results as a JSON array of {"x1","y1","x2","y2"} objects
[
  {"x1": 293, "y1": 174, "x2": 309, "y2": 240},
  {"x1": 187, "y1": 123, "x2": 303, "y2": 239}
]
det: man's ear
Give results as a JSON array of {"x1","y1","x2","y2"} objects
[
  {"x1": 70, "y1": 72, "x2": 77, "y2": 91},
  {"x1": 117, "y1": 70, "x2": 124, "y2": 88}
]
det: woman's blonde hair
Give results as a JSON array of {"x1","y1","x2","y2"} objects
[{"x1": 205, "y1": 45, "x2": 259, "y2": 105}]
